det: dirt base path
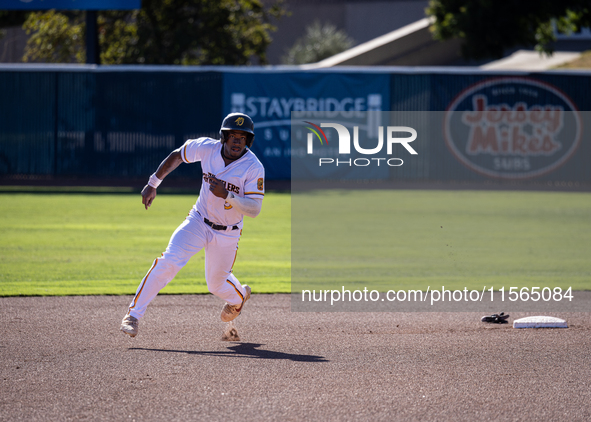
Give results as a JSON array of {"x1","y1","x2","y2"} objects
[{"x1": 1, "y1": 295, "x2": 590, "y2": 421}]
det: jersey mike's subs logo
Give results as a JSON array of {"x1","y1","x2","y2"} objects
[{"x1": 444, "y1": 77, "x2": 581, "y2": 179}]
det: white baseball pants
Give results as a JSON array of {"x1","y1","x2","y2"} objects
[{"x1": 127, "y1": 210, "x2": 247, "y2": 320}]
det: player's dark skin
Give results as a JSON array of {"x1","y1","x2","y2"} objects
[
  {"x1": 141, "y1": 130, "x2": 248, "y2": 209},
  {"x1": 210, "y1": 130, "x2": 248, "y2": 198},
  {"x1": 221, "y1": 130, "x2": 248, "y2": 164}
]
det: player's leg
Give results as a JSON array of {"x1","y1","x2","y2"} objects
[
  {"x1": 121, "y1": 214, "x2": 207, "y2": 336},
  {"x1": 204, "y1": 230, "x2": 250, "y2": 321}
]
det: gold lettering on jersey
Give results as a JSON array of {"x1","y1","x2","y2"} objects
[
  {"x1": 204, "y1": 172, "x2": 240, "y2": 195},
  {"x1": 227, "y1": 183, "x2": 240, "y2": 194}
]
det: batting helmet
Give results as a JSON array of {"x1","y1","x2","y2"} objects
[{"x1": 220, "y1": 113, "x2": 255, "y2": 148}]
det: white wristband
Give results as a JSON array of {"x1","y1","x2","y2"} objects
[
  {"x1": 148, "y1": 173, "x2": 162, "y2": 188},
  {"x1": 226, "y1": 191, "x2": 234, "y2": 200}
]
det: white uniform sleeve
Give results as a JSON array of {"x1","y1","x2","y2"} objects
[
  {"x1": 227, "y1": 161, "x2": 264, "y2": 218},
  {"x1": 243, "y1": 164, "x2": 265, "y2": 199},
  {"x1": 180, "y1": 138, "x2": 211, "y2": 163},
  {"x1": 226, "y1": 194, "x2": 262, "y2": 218}
]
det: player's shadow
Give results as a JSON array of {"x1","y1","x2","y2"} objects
[{"x1": 131, "y1": 343, "x2": 328, "y2": 362}]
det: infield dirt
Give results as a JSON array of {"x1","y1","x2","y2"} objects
[{"x1": 1, "y1": 294, "x2": 590, "y2": 421}]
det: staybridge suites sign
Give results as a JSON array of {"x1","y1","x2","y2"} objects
[
  {"x1": 444, "y1": 77, "x2": 581, "y2": 179},
  {"x1": 224, "y1": 72, "x2": 390, "y2": 180}
]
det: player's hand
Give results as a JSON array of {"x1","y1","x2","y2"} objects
[
  {"x1": 141, "y1": 185, "x2": 157, "y2": 210},
  {"x1": 208, "y1": 176, "x2": 229, "y2": 199}
]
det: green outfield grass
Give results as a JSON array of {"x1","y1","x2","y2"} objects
[
  {"x1": 292, "y1": 189, "x2": 591, "y2": 292},
  {"x1": 0, "y1": 191, "x2": 291, "y2": 296},
  {"x1": 1, "y1": 189, "x2": 590, "y2": 297}
]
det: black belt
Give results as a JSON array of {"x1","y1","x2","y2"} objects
[{"x1": 203, "y1": 217, "x2": 239, "y2": 231}]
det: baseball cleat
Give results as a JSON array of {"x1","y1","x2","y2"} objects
[
  {"x1": 221, "y1": 285, "x2": 251, "y2": 322},
  {"x1": 120, "y1": 314, "x2": 139, "y2": 337}
]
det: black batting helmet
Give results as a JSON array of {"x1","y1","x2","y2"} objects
[{"x1": 220, "y1": 113, "x2": 255, "y2": 148}]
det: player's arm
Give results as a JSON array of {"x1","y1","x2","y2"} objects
[
  {"x1": 208, "y1": 176, "x2": 262, "y2": 218},
  {"x1": 225, "y1": 192, "x2": 262, "y2": 218},
  {"x1": 141, "y1": 147, "x2": 184, "y2": 210}
]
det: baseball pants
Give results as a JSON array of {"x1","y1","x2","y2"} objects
[{"x1": 127, "y1": 210, "x2": 246, "y2": 320}]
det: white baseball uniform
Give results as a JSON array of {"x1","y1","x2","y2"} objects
[{"x1": 127, "y1": 137, "x2": 265, "y2": 320}]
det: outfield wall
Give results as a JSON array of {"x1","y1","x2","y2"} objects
[{"x1": 0, "y1": 65, "x2": 589, "y2": 184}]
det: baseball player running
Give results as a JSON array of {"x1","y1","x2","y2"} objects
[{"x1": 120, "y1": 113, "x2": 265, "y2": 337}]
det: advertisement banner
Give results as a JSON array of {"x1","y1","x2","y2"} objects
[
  {"x1": 429, "y1": 74, "x2": 589, "y2": 182},
  {"x1": 223, "y1": 72, "x2": 390, "y2": 180}
]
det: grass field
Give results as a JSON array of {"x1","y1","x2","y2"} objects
[
  {"x1": 1, "y1": 189, "x2": 590, "y2": 296},
  {"x1": 292, "y1": 189, "x2": 591, "y2": 292},
  {"x1": 0, "y1": 191, "x2": 291, "y2": 296}
]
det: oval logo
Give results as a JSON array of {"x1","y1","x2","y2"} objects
[{"x1": 444, "y1": 77, "x2": 581, "y2": 179}]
